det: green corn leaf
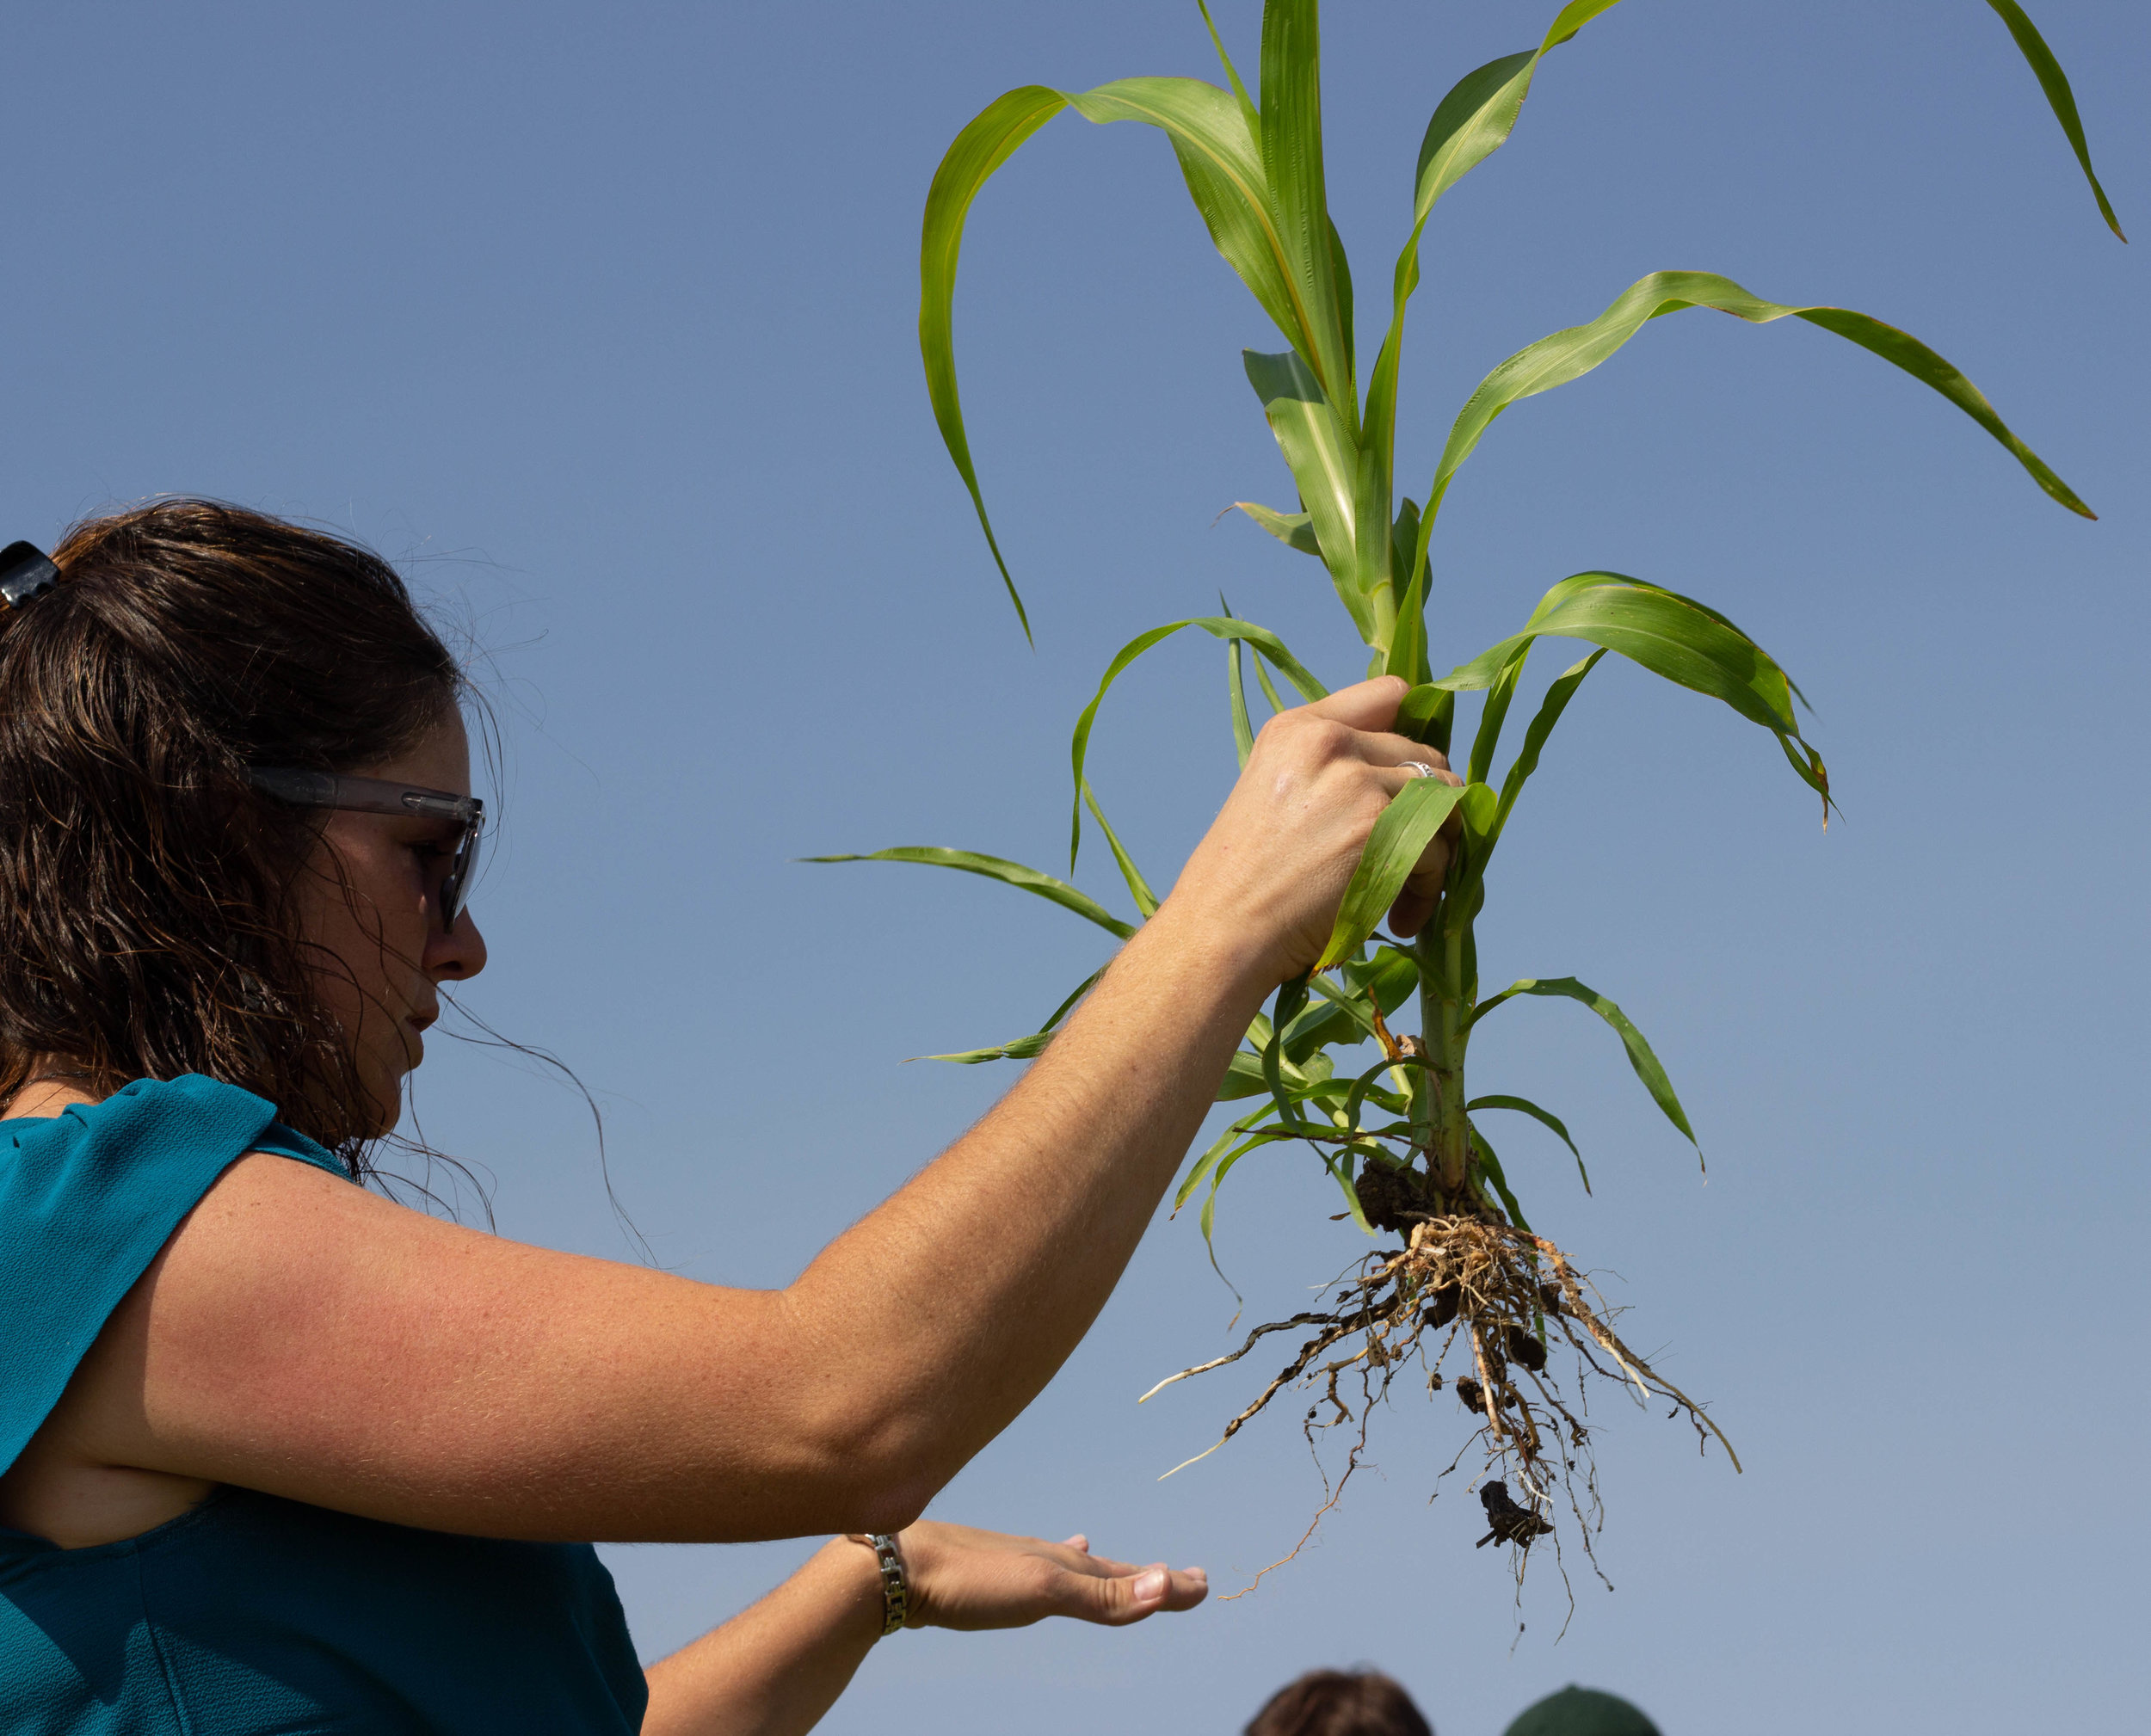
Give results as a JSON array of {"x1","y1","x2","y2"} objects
[
  {"x1": 805, "y1": 846, "x2": 1135, "y2": 939},
  {"x1": 1263, "y1": 974, "x2": 1316, "y2": 1134},
  {"x1": 1316, "y1": 778, "x2": 1476, "y2": 970},
  {"x1": 1466, "y1": 976, "x2": 1700, "y2": 1163},
  {"x1": 1384, "y1": 550, "x2": 1429, "y2": 687},
  {"x1": 1324, "y1": 1148, "x2": 1378, "y2": 1236},
  {"x1": 918, "y1": 84, "x2": 1069, "y2": 641},
  {"x1": 1219, "y1": 593, "x2": 1274, "y2": 767},
  {"x1": 920, "y1": 959, "x2": 1105, "y2": 1064},
  {"x1": 1081, "y1": 780, "x2": 1160, "y2": 918},
  {"x1": 1384, "y1": 498, "x2": 1431, "y2": 690},
  {"x1": 1328, "y1": 215, "x2": 1357, "y2": 379},
  {"x1": 1464, "y1": 644, "x2": 1529, "y2": 788},
  {"x1": 1194, "y1": 0, "x2": 1258, "y2": 134},
  {"x1": 1986, "y1": 0, "x2": 2126, "y2": 242},
  {"x1": 1227, "y1": 637, "x2": 1255, "y2": 769},
  {"x1": 1176, "y1": 1105, "x2": 1271, "y2": 1212},
  {"x1": 1198, "y1": 1127, "x2": 1297, "y2": 1278},
  {"x1": 1353, "y1": 945, "x2": 1421, "y2": 1010},
  {"x1": 1037, "y1": 963, "x2": 1109, "y2": 1035},
  {"x1": 1069, "y1": 615, "x2": 1328, "y2": 869},
  {"x1": 1493, "y1": 649, "x2": 1606, "y2": 839},
  {"x1": 1234, "y1": 500, "x2": 1323, "y2": 557},
  {"x1": 1285, "y1": 982, "x2": 1370, "y2": 1055},
  {"x1": 1369, "y1": 1, "x2": 1630, "y2": 519},
  {"x1": 921, "y1": 62, "x2": 1365, "y2": 637},
  {"x1": 1242, "y1": 349, "x2": 1373, "y2": 640},
  {"x1": 1395, "y1": 680, "x2": 1453, "y2": 753},
  {"x1": 1260, "y1": 0, "x2": 1357, "y2": 428},
  {"x1": 1250, "y1": 649, "x2": 1290, "y2": 717},
  {"x1": 1063, "y1": 77, "x2": 1316, "y2": 379},
  {"x1": 1438, "y1": 573, "x2": 1828, "y2": 812},
  {"x1": 1217, "y1": 1050, "x2": 1278, "y2": 1101},
  {"x1": 1469, "y1": 1124, "x2": 1533, "y2": 1234},
  {"x1": 1287, "y1": 960, "x2": 1414, "y2": 1060},
  {"x1": 922, "y1": 1031, "x2": 1055, "y2": 1065},
  {"x1": 1421, "y1": 268, "x2": 2094, "y2": 526},
  {"x1": 1469, "y1": 1093, "x2": 1591, "y2": 1194},
  {"x1": 1343, "y1": 1050, "x2": 1427, "y2": 1135}
]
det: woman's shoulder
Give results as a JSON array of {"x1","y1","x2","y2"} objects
[{"x1": 0, "y1": 1075, "x2": 348, "y2": 1481}]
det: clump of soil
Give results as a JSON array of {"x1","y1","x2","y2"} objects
[{"x1": 1143, "y1": 1204, "x2": 1737, "y2": 1601}]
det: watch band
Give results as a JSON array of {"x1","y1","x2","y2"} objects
[{"x1": 849, "y1": 1532, "x2": 909, "y2": 1636}]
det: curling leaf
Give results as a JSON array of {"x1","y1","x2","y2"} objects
[
  {"x1": 1421, "y1": 268, "x2": 2094, "y2": 527},
  {"x1": 1070, "y1": 616, "x2": 1327, "y2": 869},
  {"x1": 1470, "y1": 1093, "x2": 1591, "y2": 1193},
  {"x1": 1369, "y1": 2, "x2": 1630, "y2": 520},
  {"x1": 1438, "y1": 573, "x2": 1829, "y2": 812},
  {"x1": 921, "y1": 60, "x2": 1366, "y2": 636},
  {"x1": 1466, "y1": 976, "x2": 1699, "y2": 1163}
]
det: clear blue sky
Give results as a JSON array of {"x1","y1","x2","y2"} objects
[{"x1": 4, "y1": 3, "x2": 2144, "y2": 1731}]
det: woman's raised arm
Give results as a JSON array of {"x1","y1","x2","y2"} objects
[{"x1": 52, "y1": 680, "x2": 1456, "y2": 1542}]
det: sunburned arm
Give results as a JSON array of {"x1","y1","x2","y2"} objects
[{"x1": 40, "y1": 681, "x2": 1457, "y2": 1543}]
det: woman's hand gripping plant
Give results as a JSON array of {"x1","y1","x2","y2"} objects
[{"x1": 820, "y1": 0, "x2": 2120, "y2": 1592}]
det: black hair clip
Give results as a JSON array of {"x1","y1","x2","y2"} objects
[{"x1": 0, "y1": 542, "x2": 59, "y2": 611}]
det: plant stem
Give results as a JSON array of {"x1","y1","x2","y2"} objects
[{"x1": 1416, "y1": 893, "x2": 1474, "y2": 1201}]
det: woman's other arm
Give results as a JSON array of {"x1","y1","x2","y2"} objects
[{"x1": 641, "y1": 1524, "x2": 1205, "y2": 1736}]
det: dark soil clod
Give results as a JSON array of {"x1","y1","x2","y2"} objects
[
  {"x1": 1423, "y1": 1284, "x2": 1461, "y2": 1330},
  {"x1": 1353, "y1": 1163, "x2": 1432, "y2": 1235},
  {"x1": 1455, "y1": 1376, "x2": 1485, "y2": 1413},
  {"x1": 1505, "y1": 1325, "x2": 1548, "y2": 1371},
  {"x1": 1476, "y1": 1479, "x2": 1555, "y2": 1550}
]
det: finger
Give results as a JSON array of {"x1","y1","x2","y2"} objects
[
  {"x1": 1354, "y1": 734, "x2": 1459, "y2": 780},
  {"x1": 1059, "y1": 1534, "x2": 1090, "y2": 1554},
  {"x1": 1297, "y1": 674, "x2": 1408, "y2": 733},
  {"x1": 1387, "y1": 887, "x2": 1436, "y2": 940},
  {"x1": 1069, "y1": 1548, "x2": 1146, "y2": 1577},
  {"x1": 1060, "y1": 1562, "x2": 1209, "y2": 1627}
]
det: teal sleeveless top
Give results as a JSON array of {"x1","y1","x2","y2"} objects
[{"x1": 0, "y1": 1076, "x2": 650, "y2": 1733}]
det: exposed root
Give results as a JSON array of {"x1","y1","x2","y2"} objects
[{"x1": 1148, "y1": 1211, "x2": 1736, "y2": 1596}]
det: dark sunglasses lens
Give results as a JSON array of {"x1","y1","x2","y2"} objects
[{"x1": 441, "y1": 822, "x2": 481, "y2": 932}]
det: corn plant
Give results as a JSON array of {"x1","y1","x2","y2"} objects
[{"x1": 820, "y1": 0, "x2": 2118, "y2": 1587}]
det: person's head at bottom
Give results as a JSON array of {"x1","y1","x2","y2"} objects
[
  {"x1": 1245, "y1": 1668, "x2": 1433, "y2": 1736},
  {"x1": 1504, "y1": 1684, "x2": 1661, "y2": 1736}
]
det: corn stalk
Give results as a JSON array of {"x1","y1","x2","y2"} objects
[{"x1": 817, "y1": 0, "x2": 2119, "y2": 1567}]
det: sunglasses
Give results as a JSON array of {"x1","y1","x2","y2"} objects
[{"x1": 249, "y1": 767, "x2": 484, "y2": 935}]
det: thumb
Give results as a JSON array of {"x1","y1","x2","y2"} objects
[{"x1": 1069, "y1": 1563, "x2": 1207, "y2": 1627}]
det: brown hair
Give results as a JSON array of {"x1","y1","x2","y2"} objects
[
  {"x1": 0, "y1": 498, "x2": 466, "y2": 1170},
  {"x1": 1245, "y1": 1670, "x2": 1434, "y2": 1736}
]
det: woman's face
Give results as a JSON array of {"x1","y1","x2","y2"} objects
[{"x1": 291, "y1": 713, "x2": 489, "y2": 1136}]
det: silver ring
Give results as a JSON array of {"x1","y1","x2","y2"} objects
[{"x1": 1401, "y1": 760, "x2": 1438, "y2": 779}]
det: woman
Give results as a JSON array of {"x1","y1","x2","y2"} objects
[{"x1": 0, "y1": 501, "x2": 1458, "y2": 1733}]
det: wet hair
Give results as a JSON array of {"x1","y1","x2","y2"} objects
[
  {"x1": 0, "y1": 499, "x2": 466, "y2": 1172},
  {"x1": 1245, "y1": 1670, "x2": 1434, "y2": 1736}
]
